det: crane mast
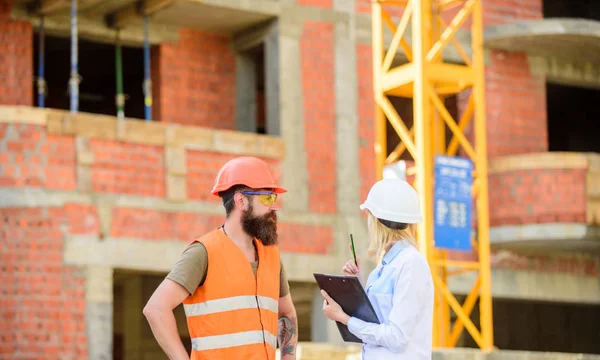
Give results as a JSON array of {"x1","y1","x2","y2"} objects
[{"x1": 371, "y1": 0, "x2": 494, "y2": 350}]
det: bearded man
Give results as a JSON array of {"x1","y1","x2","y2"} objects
[{"x1": 144, "y1": 156, "x2": 298, "y2": 360}]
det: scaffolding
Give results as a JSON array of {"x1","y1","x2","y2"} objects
[
  {"x1": 34, "y1": 0, "x2": 153, "y2": 121},
  {"x1": 371, "y1": 0, "x2": 493, "y2": 350}
]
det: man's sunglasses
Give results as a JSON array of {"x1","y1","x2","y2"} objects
[{"x1": 241, "y1": 191, "x2": 278, "y2": 206}]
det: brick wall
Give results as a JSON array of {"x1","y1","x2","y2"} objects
[
  {"x1": 109, "y1": 207, "x2": 334, "y2": 254},
  {"x1": 488, "y1": 168, "x2": 587, "y2": 226},
  {"x1": 485, "y1": 52, "x2": 547, "y2": 158},
  {"x1": 0, "y1": 124, "x2": 76, "y2": 190},
  {"x1": 110, "y1": 208, "x2": 223, "y2": 241},
  {"x1": 0, "y1": 206, "x2": 90, "y2": 359},
  {"x1": 90, "y1": 140, "x2": 165, "y2": 197},
  {"x1": 483, "y1": 0, "x2": 546, "y2": 158},
  {"x1": 151, "y1": 28, "x2": 235, "y2": 129},
  {"x1": 483, "y1": 0, "x2": 542, "y2": 26},
  {"x1": 356, "y1": 44, "x2": 377, "y2": 203},
  {"x1": 301, "y1": 21, "x2": 337, "y2": 214},
  {"x1": 0, "y1": 3, "x2": 33, "y2": 107}
]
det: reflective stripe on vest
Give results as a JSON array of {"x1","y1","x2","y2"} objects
[
  {"x1": 191, "y1": 330, "x2": 278, "y2": 351},
  {"x1": 183, "y1": 295, "x2": 278, "y2": 317}
]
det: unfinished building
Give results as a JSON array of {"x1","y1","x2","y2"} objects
[{"x1": 0, "y1": 0, "x2": 599, "y2": 358}]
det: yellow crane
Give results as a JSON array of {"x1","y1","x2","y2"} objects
[{"x1": 371, "y1": 0, "x2": 493, "y2": 350}]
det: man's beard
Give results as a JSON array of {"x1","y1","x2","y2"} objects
[{"x1": 241, "y1": 202, "x2": 278, "y2": 246}]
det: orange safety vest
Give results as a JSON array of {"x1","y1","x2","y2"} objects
[{"x1": 182, "y1": 228, "x2": 280, "y2": 360}]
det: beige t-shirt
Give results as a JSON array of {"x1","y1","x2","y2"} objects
[{"x1": 166, "y1": 241, "x2": 290, "y2": 297}]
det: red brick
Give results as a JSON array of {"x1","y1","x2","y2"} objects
[
  {"x1": 152, "y1": 28, "x2": 235, "y2": 128},
  {"x1": 302, "y1": 21, "x2": 337, "y2": 214},
  {"x1": 0, "y1": 207, "x2": 87, "y2": 359},
  {"x1": 484, "y1": 52, "x2": 547, "y2": 157},
  {"x1": 483, "y1": 0, "x2": 542, "y2": 26},
  {"x1": 48, "y1": 204, "x2": 99, "y2": 235},
  {"x1": 90, "y1": 139, "x2": 165, "y2": 197},
  {"x1": 0, "y1": 4, "x2": 33, "y2": 106},
  {"x1": 356, "y1": 44, "x2": 377, "y2": 204},
  {"x1": 108, "y1": 207, "x2": 333, "y2": 253},
  {"x1": 110, "y1": 207, "x2": 223, "y2": 241},
  {"x1": 278, "y1": 223, "x2": 334, "y2": 254},
  {"x1": 489, "y1": 251, "x2": 598, "y2": 277},
  {"x1": 45, "y1": 135, "x2": 77, "y2": 190},
  {"x1": 298, "y1": 0, "x2": 332, "y2": 9},
  {"x1": 0, "y1": 125, "x2": 76, "y2": 190},
  {"x1": 488, "y1": 168, "x2": 586, "y2": 226}
]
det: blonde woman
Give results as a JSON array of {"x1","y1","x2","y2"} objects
[{"x1": 321, "y1": 178, "x2": 434, "y2": 360}]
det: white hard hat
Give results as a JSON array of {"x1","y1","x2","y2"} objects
[{"x1": 359, "y1": 178, "x2": 422, "y2": 224}]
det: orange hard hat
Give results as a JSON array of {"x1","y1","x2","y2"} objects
[{"x1": 211, "y1": 156, "x2": 287, "y2": 196}]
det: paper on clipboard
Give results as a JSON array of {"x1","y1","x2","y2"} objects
[{"x1": 313, "y1": 273, "x2": 380, "y2": 343}]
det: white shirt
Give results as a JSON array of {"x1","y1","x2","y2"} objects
[{"x1": 347, "y1": 240, "x2": 434, "y2": 359}]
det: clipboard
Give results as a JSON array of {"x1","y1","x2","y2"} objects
[{"x1": 313, "y1": 273, "x2": 380, "y2": 343}]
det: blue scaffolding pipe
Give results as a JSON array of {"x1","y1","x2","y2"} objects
[
  {"x1": 37, "y1": 16, "x2": 45, "y2": 108},
  {"x1": 143, "y1": 15, "x2": 152, "y2": 121},
  {"x1": 69, "y1": 0, "x2": 79, "y2": 113}
]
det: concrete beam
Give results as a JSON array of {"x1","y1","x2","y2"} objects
[
  {"x1": 490, "y1": 223, "x2": 600, "y2": 253},
  {"x1": 529, "y1": 55, "x2": 600, "y2": 90},
  {"x1": 63, "y1": 235, "x2": 340, "y2": 282},
  {"x1": 449, "y1": 265, "x2": 600, "y2": 305},
  {"x1": 484, "y1": 19, "x2": 600, "y2": 64}
]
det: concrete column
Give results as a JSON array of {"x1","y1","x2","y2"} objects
[
  {"x1": 235, "y1": 52, "x2": 258, "y2": 133},
  {"x1": 279, "y1": 15, "x2": 309, "y2": 212},
  {"x1": 85, "y1": 266, "x2": 113, "y2": 360},
  {"x1": 264, "y1": 21, "x2": 281, "y2": 136},
  {"x1": 331, "y1": 0, "x2": 370, "y2": 266}
]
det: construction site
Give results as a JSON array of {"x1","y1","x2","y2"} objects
[{"x1": 0, "y1": 0, "x2": 599, "y2": 358}]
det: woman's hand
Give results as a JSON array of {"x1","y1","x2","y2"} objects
[
  {"x1": 342, "y1": 258, "x2": 361, "y2": 277},
  {"x1": 342, "y1": 243, "x2": 361, "y2": 277},
  {"x1": 321, "y1": 290, "x2": 350, "y2": 325}
]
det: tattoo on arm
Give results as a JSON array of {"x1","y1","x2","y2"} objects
[{"x1": 277, "y1": 316, "x2": 297, "y2": 356}]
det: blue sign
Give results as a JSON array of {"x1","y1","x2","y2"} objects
[{"x1": 433, "y1": 155, "x2": 473, "y2": 251}]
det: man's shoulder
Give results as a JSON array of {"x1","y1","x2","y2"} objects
[{"x1": 193, "y1": 227, "x2": 224, "y2": 248}]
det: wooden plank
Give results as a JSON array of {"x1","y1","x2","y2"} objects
[
  {"x1": 39, "y1": 0, "x2": 68, "y2": 14},
  {"x1": 212, "y1": 130, "x2": 285, "y2": 159},
  {"x1": 73, "y1": 114, "x2": 118, "y2": 140},
  {"x1": 12, "y1": 7, "x2": 179, "y2": 47},
  {"x1": 0, "y1": 106, "x2": 285, "y2": 159},
  {"x1": 0, "y1": 106, "x2": 47, "y2": 126},
  {"x1": 488, "y1": 152, "x2": 588, "y2": 173},
  {"x1": 107, "y1": 0, "x2": 175, "y2": 29},
  {"x1": 46, "y1": 112, "x2": 64, "y2": 134},
  {"x1": 117, "y1": 120, "x2": 167, "y2": 146},
  {"x1": 167, "y1": 126, "x2": 213, "y2": 149}
]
